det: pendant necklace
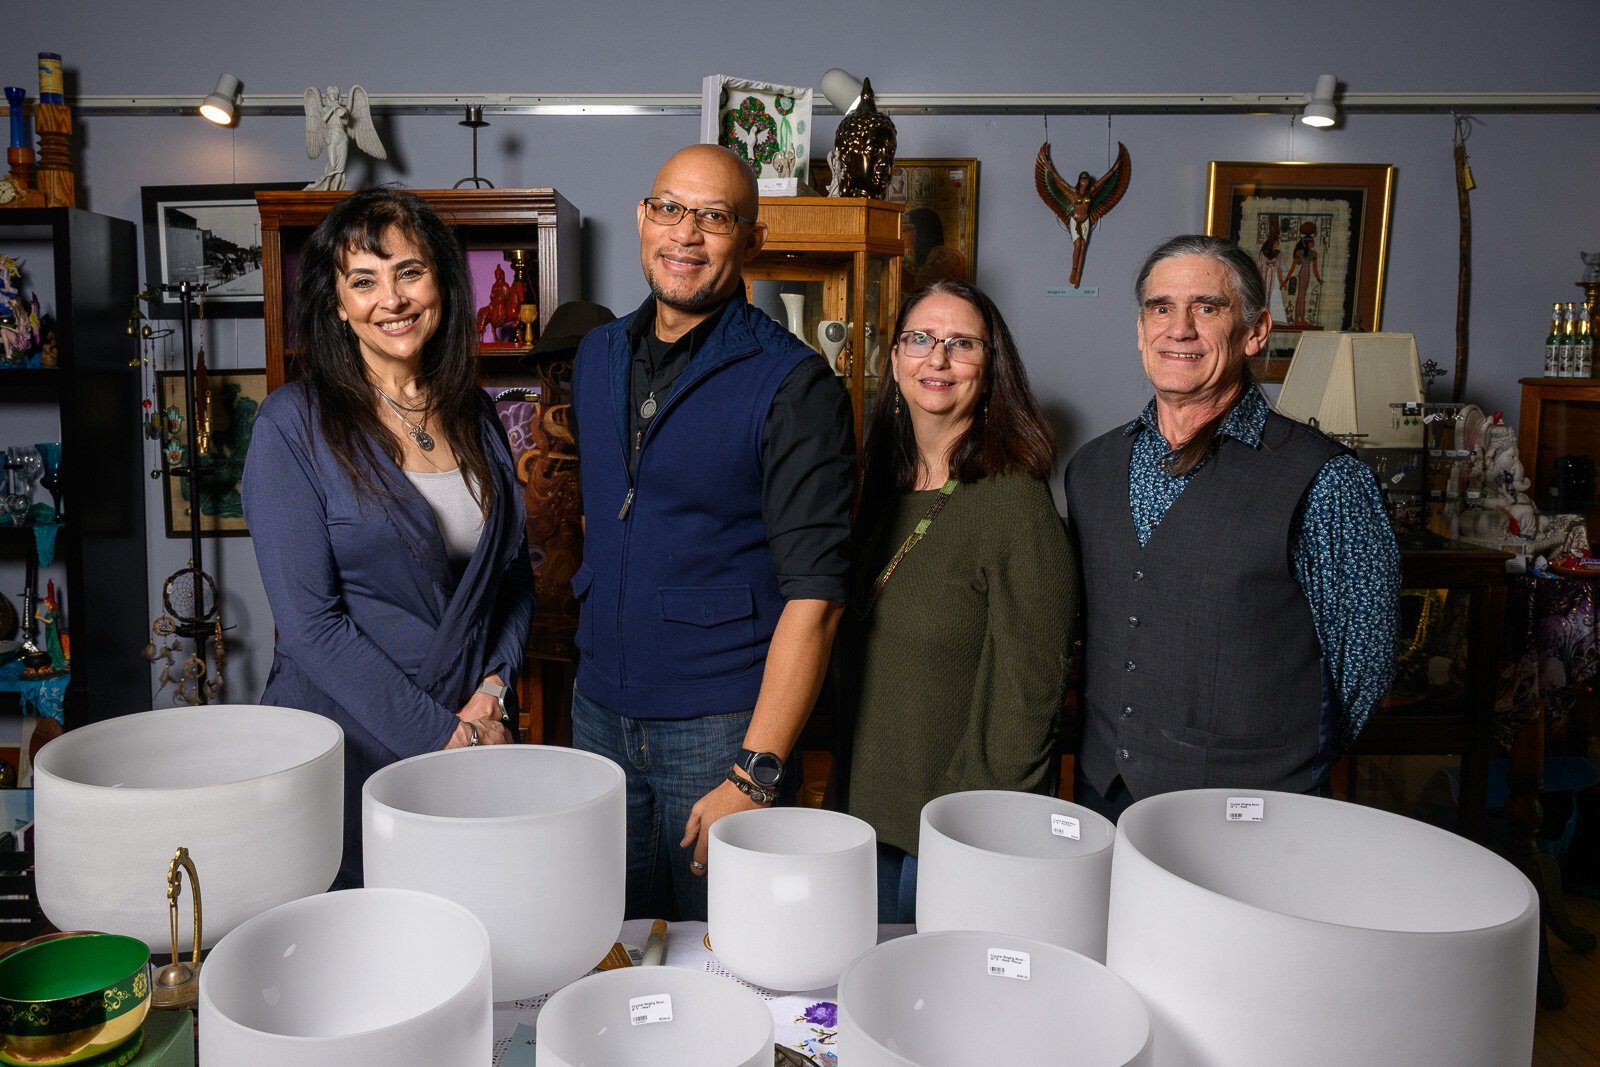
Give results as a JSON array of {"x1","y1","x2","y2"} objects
[
  {"x1": 374, "y1": 384, "x2": 436, "y2": 451},
  {"x1": 640, "y1": 391, "x2": 658, "y2": 420}
]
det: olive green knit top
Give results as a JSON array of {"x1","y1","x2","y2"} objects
[{"x1": 840, "y1": 471, "x2": 1078, "y2": 855}]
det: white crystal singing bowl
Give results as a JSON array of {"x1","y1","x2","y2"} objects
[
  {"x1": 536, "y1": 965, "x2": 774, "y2": 1067},
  {"x1": 1107, "y1": 789, "x2": 1539, "y2": 1067},
  {"x1": 838, "y1": 930, "x2": 1152, "y2": 1066},
  {"x1": 708, "y1": 807, "x2": 877, "y2": 992},
  {"x1": 34, "y1": 704, "x2": 343, "y2": 951},
  {"x1": 917, "y1": 790, "x2": 1116, "y2": 960},
  {"x1": 363, "y1": 745, "x2": 625, "y2": 1000},
  {"x1": 199, "y1": 887, "x2": 492, "y2": 1066}
]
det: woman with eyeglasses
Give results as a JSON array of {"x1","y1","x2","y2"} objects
[
  {"x1": 243, "y1": 188, "x2": 534, "y2": 888},
  {"x1": 834, "y1": 279, "x2": 1077, "y2": 922}
]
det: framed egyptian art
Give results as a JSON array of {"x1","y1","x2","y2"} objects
[
  {"x1": 810, "y1": 157, "x2": 979, "y2": 288},
  {"x1": 156, "y1": 369, "x2": 266, "y2": 537},
  {"x1": 1205, "y1": 161, "x2": 1394, "y2": 382}
]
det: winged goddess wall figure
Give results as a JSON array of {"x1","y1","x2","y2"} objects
[
  {"x1": 1036, "y1": 141, "x2": 1131, "y2": 288},
  {"x1": 303, "y1": 85, "x2": 387, "y2": 191}
]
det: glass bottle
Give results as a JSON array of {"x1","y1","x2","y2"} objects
[{"x1": 1545, "y1": 302, "x2": 1563, "y2": 377}]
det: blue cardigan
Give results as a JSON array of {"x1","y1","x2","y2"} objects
[{"x1": 243, "y1": 382, "x2": 534, "y2": 885}]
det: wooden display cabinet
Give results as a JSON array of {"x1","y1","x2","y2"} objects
[
  {"x1": 1518, "y1": 376, "x2": 1600, "y2": 535},
  {"x1": 257, "y1": 189, "x2": 580, "y2": 392},
  {"x1": 743, "y1": 196, "x2": 905, "y2": 449}
]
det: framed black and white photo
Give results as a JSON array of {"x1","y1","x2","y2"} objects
[{"x1": 141, "y1": 183, "x2": 302, "y2": 318}]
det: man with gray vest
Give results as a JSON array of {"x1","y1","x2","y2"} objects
[
  {"x1": 570, "y1": 144, "x2": 855, "y2": 920},
  {"x1": 1064, "y1": 234, "x2": 1398, "y2": 820}
]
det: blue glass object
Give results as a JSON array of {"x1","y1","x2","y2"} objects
[{"x1": 3, "y1": 88, "x2": 23, "y2": 150}]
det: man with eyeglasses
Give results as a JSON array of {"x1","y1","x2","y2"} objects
[
  {"x1": 1064, "y1": 234, "x2": 1398, "y2": 822},
  {"x1": 569, "y1": 144, "x2": 856, "y2": 921}
]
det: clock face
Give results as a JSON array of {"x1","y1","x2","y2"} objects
[
  {"x1": 0, "y1": 179, "x2": 17, "y2": 205},
  {"x1": 823, "y1": 321, "x2": 846, "y2": 343}
]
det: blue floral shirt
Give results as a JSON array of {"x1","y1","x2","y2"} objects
[{"x1": 1123, "y1": 387, "x2": 1399, "y2": 755}]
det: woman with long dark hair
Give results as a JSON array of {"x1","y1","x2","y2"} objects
[
  {"x1": 244, "y1": 188, "x2": 533, "y2": 887},
  {"x1": 837, "y1": 279, "x2": 1077, "y2": 922}
]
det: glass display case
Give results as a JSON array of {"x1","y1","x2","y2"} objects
[{"x1": 743, "y1": 196, "x2": 905, "y2": 451}]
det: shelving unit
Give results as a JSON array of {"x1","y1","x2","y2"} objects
[{"x1": 0, "y1": 208, "x2": 148, "y2": 727}]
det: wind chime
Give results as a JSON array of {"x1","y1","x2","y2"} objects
[{"x1": 131, "y1": 283, "x2": 226, "y2": 705}]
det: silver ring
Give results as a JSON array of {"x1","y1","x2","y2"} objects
[{"x1": 690, "y1": 860, "x2": 707, "y2": 872}]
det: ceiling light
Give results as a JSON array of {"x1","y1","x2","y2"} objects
[
  {"x1": 199, "y1": 74, "x2": 240, "y2": 125},
  {"x1": 1300, "y1": 74, "x2": 1338, "y2": 128}
]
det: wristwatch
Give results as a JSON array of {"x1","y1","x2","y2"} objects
[
  {"x1": 734, "y1": 748, "x2": 785, "y2": 790},
  {"x1": 476, "y1": 680, "x2": 511, "y2": 724}
]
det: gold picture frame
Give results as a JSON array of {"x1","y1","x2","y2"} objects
[
  {"x1": 810, "y1": 157, "x2": 979, "y2": 288},
  {"x1": 157, "y1": 369, "x2": 266, "y2": 537},
  {"x1": 1205, "y1": 161, "x2": 1395, "y2": 382}
]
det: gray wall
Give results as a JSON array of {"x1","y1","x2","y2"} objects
[{"x1": 6, "y1": 1, "x2": 1598, "y2": 708}]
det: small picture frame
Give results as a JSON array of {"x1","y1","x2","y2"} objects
[
  {"x1": 157, "y1": 369, "x2": 267, "y2": 537},
  {"x1": 141, "y1": 183, "x2": 302, "y2": 318}
]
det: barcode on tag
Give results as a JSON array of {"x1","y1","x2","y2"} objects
[
  {"x1": 987, "y1": 948, "x2": 1031, "y2": 981},
  {"x1": 1050, "y1": 813, "x2": 1081, "y2": 840},
  {"x1": 628, "y1": 993, "x2": 673, "y2": 1026},
  {"x1": 1226, "y1": 796, "x2": 1265, "y2": 822}
]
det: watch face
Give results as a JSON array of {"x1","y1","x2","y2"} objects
[{"x1": 742, "y1": 750, "x2": 784, "y2": 788}]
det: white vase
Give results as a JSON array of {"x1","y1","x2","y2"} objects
[
  {"x1": 199, "y1": 888, "x2": 492, "y2": 1066},
  {"x1": 536, "y1": 965, "x2": 773, "y2": 1067},
  {"x1": 362, "y1": 745, "x2": 625, "y2": 1001},
  {"x1": 708, "y1": 807, "x2": 876, "y2": 991},
  {"x1": 1106, "y1": 789, "x2": 1539, "y2": 1067},
  {"x1": 838, "y1": 930, "x2": 1152, "y2": 1066},
  {"x1": 33, "y1": 704, "x2": 343, "y2": 951},
  {"x1": 779, "y1": 292, "x2": 807, "y2": 342},
  {"x1": 917, "y1": 790, "x2": 1116, "y2": 961}
]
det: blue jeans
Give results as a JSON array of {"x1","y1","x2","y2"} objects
[
  {"x1": 571, "y1": 685, "x2": 752, "y2": 922},
  {"x1": 876, "y1": 842, "x2": 919, "y2": 924}
]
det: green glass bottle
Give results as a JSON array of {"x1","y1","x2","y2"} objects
[
  {"x1": 1545, "y1": 302, "x2": 1564, "y2": 377},
  {"x1": 1576, "y1": 303, "x2": 1593, "y2": 379}
]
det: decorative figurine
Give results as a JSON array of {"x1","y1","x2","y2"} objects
[
  {"x1": 0, "y1": 255, "x2": 42, "y2": 365},
  {"x1": 475, "y1": 264, "x2": 520, "y2": 344},
  {"x1": 827, "y1": 78, "x2": 896, "y2": 199},
  {"x1": 302, "y1": 85, "x2": 387, "y2": 191},
  {"x1": 1035, "y1": 141, "x2": 1132, "y2": 288},
  {"x1": 1581, "y1": 251, "x2": 1600, "y2": 284},
  {"x1": 36, "y1": 579, "x2": 66, "y2": 672}
]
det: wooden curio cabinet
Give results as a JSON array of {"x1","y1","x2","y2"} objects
[{"x1": 743, "y1": 196, "x2": 905, "y2": 451}]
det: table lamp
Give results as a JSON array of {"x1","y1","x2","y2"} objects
[
  {"x1": 708, "y1": 807, "x2": 877, "y2": 992},
  {"x1": 1105, "y1": 789, "x2": 1538, "y2": 1066},
  {"x1": 33, "y1": 704, "x2": 344, "y2": 1008},
  {"x1": 363, "y1": 745, "x2": 626, "y2": 1001},
  {"x1": 1275, "y1": 331, "x2": 1424, "y2": 447},
  {"x1": 198, "y1": 888, "x2": 492, "y2": 1066},
  {"x1": 838, "y1": 930, "x2": 1152, "y2": 1066},
  {"x1": 917, "y1": 790, "x2": 1116, "y2": 961},
  {"x1": 536, "y1": 966, "x2": 773, "y2": 1067}
]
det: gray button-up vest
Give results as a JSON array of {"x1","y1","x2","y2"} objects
[{"x1": 1065, "y1": 409, "x2": 1343, "y2": 799}]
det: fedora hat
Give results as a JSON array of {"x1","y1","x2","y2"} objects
[{"x1": 521, "y1": 301, "x2": 615, "y2": 366}]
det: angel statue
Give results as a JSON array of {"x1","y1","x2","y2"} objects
[
  {"x1": 1035, "y1": 141, "x2": 1132, "y2": 289},
  {"x1": 303, "y1": 85, "x2": 387, "y2": 191}
]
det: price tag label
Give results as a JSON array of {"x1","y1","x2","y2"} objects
[
  {"x1": 629, "y1": 994, "x2": 673, "y2": 1026},
  {"x1": 987, "y1": 948, "x2": 1031, "y2": 981},
  {"x1": 1050, "y1": 813, "x2": 1081, "y2": 840},
  {"x1": 1226, "y1": 796, "x2": 1265, "y2": 822},
  {"x1": 501, "y1": 1023, "x2": 538, "y2": 1067}
]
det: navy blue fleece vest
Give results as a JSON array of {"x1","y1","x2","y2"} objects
[{"x1": 571, "y1": 296, "x2": 815, "y2": 718}]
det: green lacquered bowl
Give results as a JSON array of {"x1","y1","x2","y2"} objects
[{"x1": 0, "y1": 933, "x2": 151, "y2": 1066}]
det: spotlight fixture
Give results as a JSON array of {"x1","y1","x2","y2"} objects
[
  {"x1": 1300, "y1": 74, "x2": 1338, "y2": 128},
  {"x1": 820, "y1": 68, "x2": 864, "y2": 114},
  {"x1": 199, "y1": 74, "x2": 241, "y2": 126}
]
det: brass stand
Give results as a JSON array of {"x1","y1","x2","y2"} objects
[{"x1": 151, "y1": 847, "x2": 203, "y2": 1011}]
